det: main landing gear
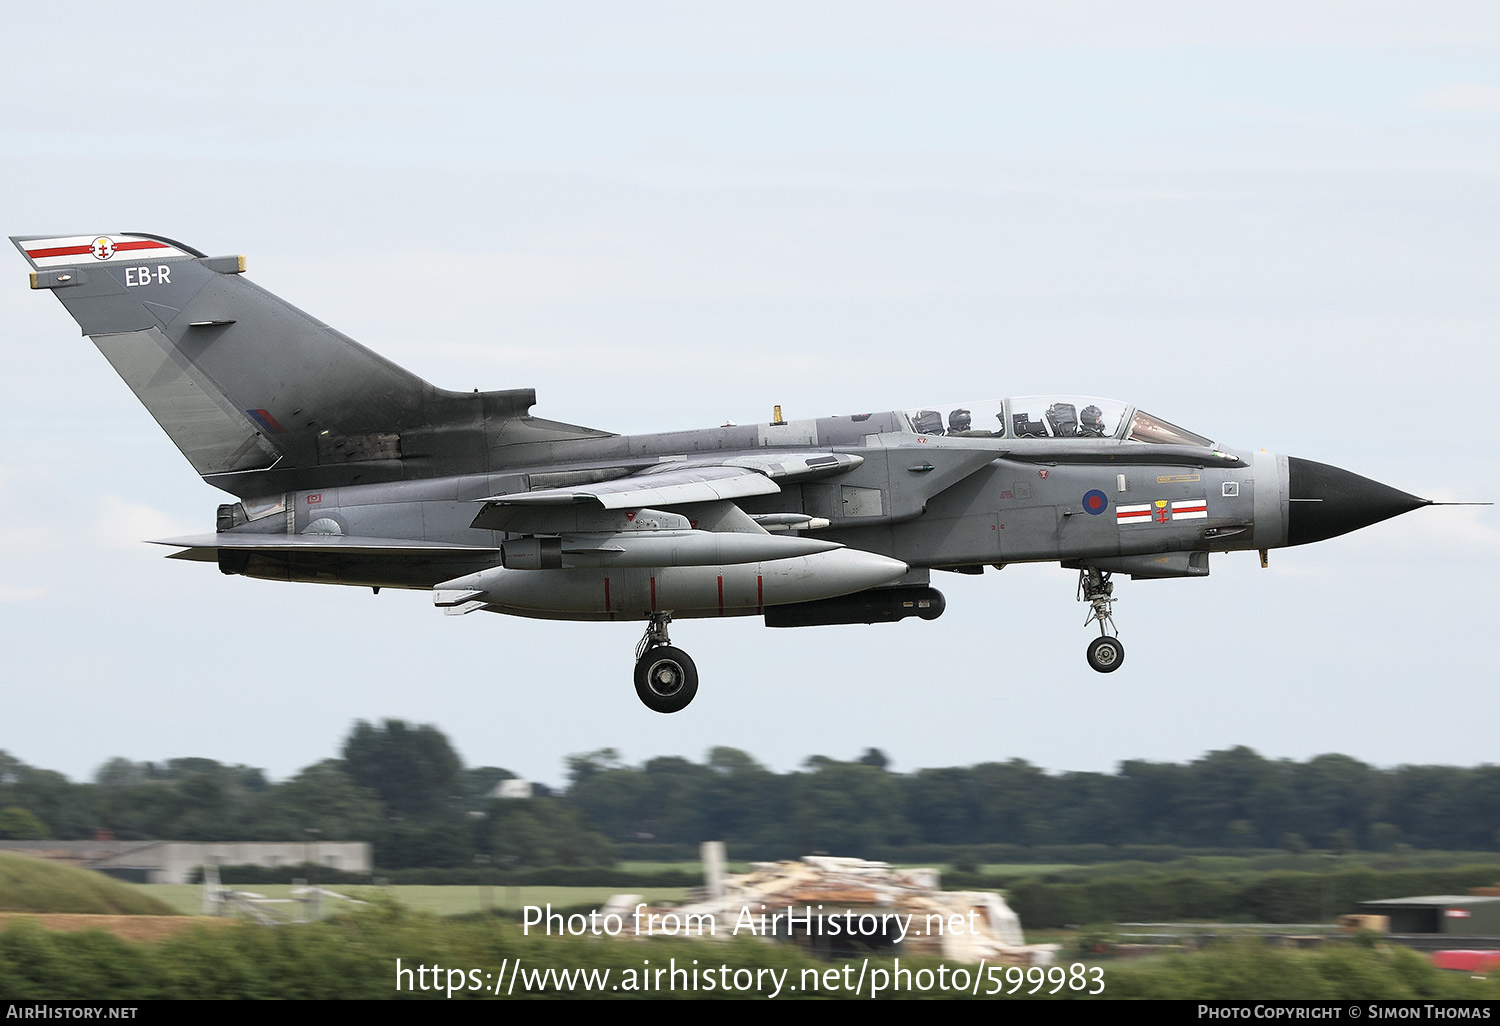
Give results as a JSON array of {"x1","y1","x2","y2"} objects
[
  {"x1": 633, "y1": 612, "x2": 699, "y2": 713},
  {"x1": 1078, "y1": 568, "x2": 1125, "y2": 673}
]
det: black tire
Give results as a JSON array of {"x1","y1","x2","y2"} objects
[
  {"x1": 633, "y1": 645, "x2": 699, "y2": 713},
  {"x1": 1086, "y1": 636, "x2": 1125, "y2": 673}
]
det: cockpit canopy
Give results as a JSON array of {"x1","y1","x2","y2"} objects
[{"x1": 903, "y1": 396, "x2": 1214, "y2": 447}]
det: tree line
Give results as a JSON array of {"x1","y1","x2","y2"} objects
[
  {"x1": 565, "y1": 744, "x2": 1500, "y2": 855},
  {"x1": 1, "y1": 729, "x2": 1497, "y2": 869}
]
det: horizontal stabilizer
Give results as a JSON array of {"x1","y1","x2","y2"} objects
[{"x1": 154, "y1": 534, "x2": 500, "y2": 561}]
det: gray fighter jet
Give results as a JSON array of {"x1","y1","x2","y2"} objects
[{"x1": 13, "y1": 233, "x2": 1446, "y2": 712}]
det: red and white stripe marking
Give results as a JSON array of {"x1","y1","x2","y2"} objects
[
  {"x1": 20, "y1": 234, "x2": 191, "y2": 269},
  {"x1": 1118, "y1": 498, "x2": 1209, "y2": 524}
]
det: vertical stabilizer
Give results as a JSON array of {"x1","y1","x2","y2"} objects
[
  {"x1": 14, "y1": 233, "x2": 443, "y2": 493},
  {"x1": 15, "y1": 233, "x2": 613, "y2": 497}
]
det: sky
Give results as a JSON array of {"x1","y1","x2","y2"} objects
[{"x1": 2, "y1": 2, "x2": 1497, "y2": 789}]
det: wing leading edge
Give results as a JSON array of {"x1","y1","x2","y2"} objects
[{"x1": 470, "y1": 452, "x2": 863, "y2": 527}]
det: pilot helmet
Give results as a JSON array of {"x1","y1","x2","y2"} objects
[
  {"x1": 1081, "y1": 405, "x2": 1104, "y2": 432},
  {"x1": 948, "y1": 408, "x2": 972, "y2": 433}
]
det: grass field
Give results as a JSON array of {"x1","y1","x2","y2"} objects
[
  {"x1": 112, "y1": 858, "x2": 1117, "y2": 920},
  {"x1": 0, "y1": 852, "x2": 175, "y2": 915},
  {"x1": 975, "y1": 864, "x2": 1081, "y2": 876},
  {"x1": 126, "y1": 851, "x2": 1500, "y2": 920},
  {"x1": 617, "y1": 860, "x2": 751, "y2": 875},
  {"x1": 621, "y1": 859, "x2": 1085, "y2": 877},
  {"x1": 138, "y1": 883, "x2": 692, "y2": 917}
]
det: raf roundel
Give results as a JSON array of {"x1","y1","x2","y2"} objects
[{"x1": 1083, "y1": 489, "x2": 1108, "y2": 515}]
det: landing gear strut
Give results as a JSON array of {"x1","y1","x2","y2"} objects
[
  {"x1": 633, "y1": 612, "x2": 699, "y2": 713},
  {"x1": 1077, "y1": 568, "x2": 1125, "y2": 673}
]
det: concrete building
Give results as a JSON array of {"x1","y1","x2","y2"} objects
[
  {"x1": 0, "y1": 840, "x2": 371, "y2": 884},
  {"x1": 1355, "y1": 896, "x2": 1500, "y2": 937}
]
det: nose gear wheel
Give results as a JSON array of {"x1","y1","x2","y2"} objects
[
  {"x1": 1077, "y1": 568, "x2": 1125, "y2": 673},
  {"x1": 1087, "y1": 635, "x2": 1125, "y2": 673}
]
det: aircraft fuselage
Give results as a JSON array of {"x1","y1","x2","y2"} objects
[{"x1": 13, "y1": 232, "x2": 1437, "y2": 710}]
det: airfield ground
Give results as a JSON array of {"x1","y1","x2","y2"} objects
[{"x1": 0, "y1": 913, "x2": 230, "y2": 942}]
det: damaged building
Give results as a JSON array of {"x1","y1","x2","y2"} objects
[{"x1": 610, "y1": 848, "x2": 1057, "y2": 965}]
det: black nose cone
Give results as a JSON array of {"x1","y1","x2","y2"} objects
[{"x1": 1287, "y1": 457, "x2": 1429, "y2": 547}]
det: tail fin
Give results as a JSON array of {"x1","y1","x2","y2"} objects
[{"x1": 13, "y1": 233, "x2": 583, "y2": 497}]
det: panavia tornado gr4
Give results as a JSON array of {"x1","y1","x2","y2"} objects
[{"x1": 13, "y1": 232, "x2": 1448, "y2": 712}]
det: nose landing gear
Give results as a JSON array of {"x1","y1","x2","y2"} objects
[
  {"x1": 1078, "y1": 568, "x2": 1125, "y2": 673},
  {"x1": 633, "y1": 612, "x2": 699, "y2": 712}
]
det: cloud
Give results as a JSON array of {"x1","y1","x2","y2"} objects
[
  {"x1": 1407, "y1": 83, "x2": 1500, "y2": 113},
  {"x1": 92, "y1": 496, "x2": 198, "y2": 551}
]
